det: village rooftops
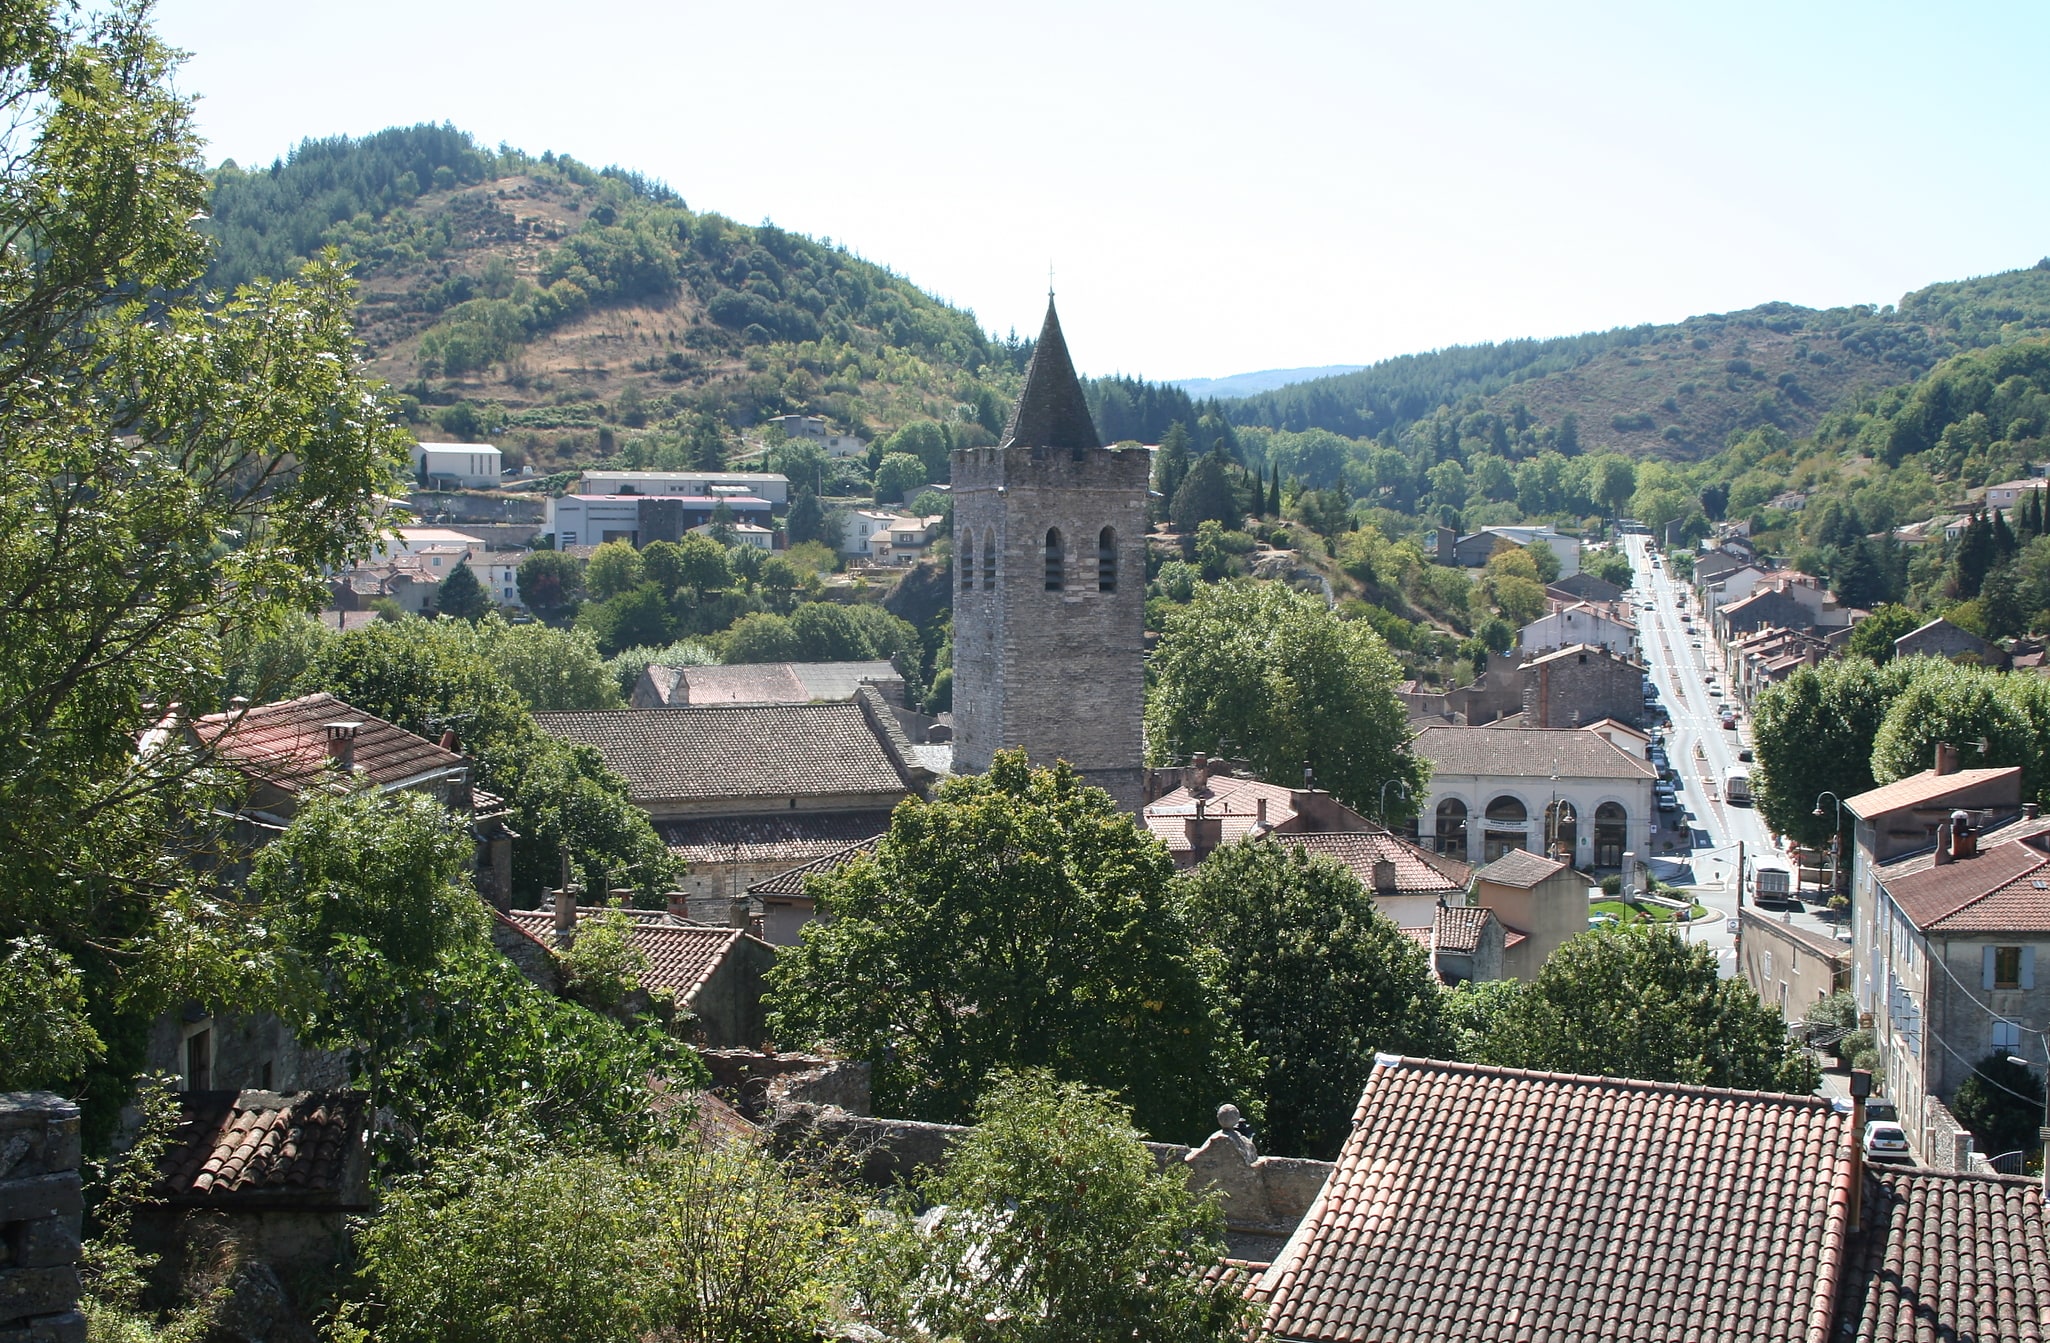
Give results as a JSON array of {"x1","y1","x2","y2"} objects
[
  {"x1": 500, "y1": 907, "x2": 761, "y2": 998},
  {"x1": 746, "y1": 836, "x2": 884, "y2": 897},
  {"x1": 190, "y1": 692, "x2": 467, "y2": 795},
  {"x1": 1844, "y1": 766, "x2": 2021, "y2": 819},
  {"x1": 153, "y1": 1090, "x2": 369, "y2": 1209},
  {"x1": 1256, "y1": 1056, "x2": 1851, "y2": 1343},
  {"x1": 1411, "y1": 723, "x2": 1657, "y2": 780},
  {"x1": 639, "y1": 660, "x2": 902, "y2": 708},
  {"x1": 1835, "y1": 1165, "x2": 2050, "y2": 1341},
  {"x1": 1878, "y1": 830, "x2": 2050, "y2": 934},
  {"x1": 1473, "y1": 848, "x2": 1572, "y2": 888},
  {"x1": 1276, "y1": 830, "x2": 1472, "y2": 899}
]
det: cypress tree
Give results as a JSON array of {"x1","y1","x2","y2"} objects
[
  {"x1": 435, "y1": 560, "x2": 491, "y2": 621},
  {"x1": 1268, "y1": 465, "x2": 1283, "y2": 518}
]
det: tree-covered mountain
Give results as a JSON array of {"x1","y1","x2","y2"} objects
[
  {"x1": 203, "y1": 125, "x2": 1033, "y2": 470},
  {"x1": 1226, "y1": 266, "x2": 2050, "y2": 459}
]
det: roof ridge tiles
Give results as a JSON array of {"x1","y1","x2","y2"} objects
[{"x1": 1368, "y1": 1054, "x2": 1840, "y2": 1110}]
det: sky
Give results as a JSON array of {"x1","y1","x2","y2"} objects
[{"x1": 155, "y1": 1, "x2": 2050, "y2": 382}]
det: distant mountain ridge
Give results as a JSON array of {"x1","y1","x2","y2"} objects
[{"x1": 1169, "y1": 366, "x2": 1367, "y2": 400}]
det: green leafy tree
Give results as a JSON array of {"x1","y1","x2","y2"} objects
[
  {"x1": 1844, "y1": 603, "x2": 1921, "y2": 664},
  {"x1": 298, "y1": 619, "x2": 682, "y2": 901},
  {"x1": 585, "y1": 540, "x2": 646, "y2": 601},
  {"x1": 436, "y1": 560, "x2": 492, "y2": 621},
  {"x1": 476, "y1": 618, "x2": 623, "y2": 711},
  {"x1": 1751, "y1": 656, "x2": 1924, "y2": 847},
  {"x1": 607, "y1": 638, "x2": 717, "y2": 698},
  {"x1": 1951, "y1": 1053, "x2": 2047, "y2": 1161},
  {"x1": 577, "y1": 583, "x2": 676, "y2": 657},
  {"x1": 1472, "y1": 926, "x2": 1820, "y2": 1093},
  {"x1": 786, "y1": 487, "x2": 826, "y2": 546},
  {"x1": 0, "y1": 937, "x2": 105, "y2": 1092},
  {"x1": 865, "y1": 1072, "x2": 1252, "y2": 1343},
  {"x1": 518, "y1": 550, "x2": 586, "y2": 623},
  {"x1": 1180, "y1": 841, "x2": 1452, "y2": 1158},
  {"x1": 881, "y1": 419, "x2": 952, "y2": 483},
  {"x1": 1523, "y1": 540, "x2": 1562, "y2": 584},
  {"x1": 766, "y1": 753, "x2": 1255, "y2": 1142},
  {"x1": 1146, "y1": 582, "x2": 1425, "y2": 820},
  {"x1": 0, "y1": 1, "x2": 409, "y2": 1132},
  {"x1": 873, "y1": 451, "x2": 927, "y2": 504},
  {"x1": 1582, "y1": 549, "x2": 1634, "y2": 588},
  {"x1": 1869, "y1": 659, "x2": 2046, "y2": 800},
  {"x1": 1170, "y1": 449, "x2": 1239, "y2": 532}
]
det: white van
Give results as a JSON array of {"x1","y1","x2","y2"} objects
[{"x1": 1724, "y1": 766, "x2": 1752, "y2": 805}]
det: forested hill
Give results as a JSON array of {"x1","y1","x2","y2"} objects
[
  {"x1": 1227, "y1": 265, "x2": 2050, "y2": 460},
  {"x1": 202, "y1": 125, "x2": 1035, "y2": 470}
]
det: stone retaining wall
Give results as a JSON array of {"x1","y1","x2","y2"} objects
[{"x1": 0, "y1": 1093, "x2": 83, "y2": 1343}]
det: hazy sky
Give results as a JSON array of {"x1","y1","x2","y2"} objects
[{"x1": 155, "y1": 1, "x2": 2049, "y2": 381}]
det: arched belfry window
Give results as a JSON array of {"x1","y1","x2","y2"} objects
[
  {"x1": 982, "y1": 533, "x2": 996, "y2": 590},
  {"x1": 960, "y1": 529, "x2": 975, "y2": 591},
  {"x1": 1044, "y1": 528, "x2": 1064, "y2": 591},
  {"x1": 1098, "y1": 527, "x2": 1117, "y2": 592}
]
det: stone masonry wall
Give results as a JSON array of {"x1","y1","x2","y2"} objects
[
  {"x1": 0, "y1": 1093, "x2": 84, "y2": 1343},
  {"x1": 950, "y1": 444, "x2": 1150, "y2": 809}
]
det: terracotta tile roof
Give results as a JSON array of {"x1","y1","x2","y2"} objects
[
  {"x1": 672, "y1": 660, "x2": 900, "y2": 706},
  {"x1": 747, "y1": 836, "x2": 884, "y2": 897},
  {"x1": 1474, "y1": 848, "x2": 1572, "y2": 888},
  {"x1": 1431, "y1": 904, "x2": 1496, "y2": 954},
  {"x1": 1258, "y1": 1056, "x2": 1852, "y2": 1343},
  {"x1": 192, "y1": 693, "x2": 466, "y2": 794},
  {"x1": 1145, "y1": 776, "x2": 1301, "y2": 849},
  {"x1": 1882, "y1": 841, "x2": 2050, "y2": 932},
  {"x1": 503, "y1": 907, "x2": 749, "y2": 999},
  {"x1": 1413, "y1": 724, "x2": 1657, "y2": 780},
  {"x1": 1276, "y1": 831, "x2": 1471, "y2": 897},
  {"x1": 656, "y1": 810, "x2": 898, "y2": 866},
  {"x1": 534, "y1": 701, "x2": 915, "y2": 803},
  {"x1": 154, "y1": 1091, "x2": 367, "y2": 1206},
  {"x1": 1837, "y1": 1166, "x2": 2050, "y2": 1342},
  {"x1": 1843, "y1": 767, "x2": 2021, "y2": 819}
]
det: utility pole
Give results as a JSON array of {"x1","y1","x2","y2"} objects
[{"x1": 1736, "y1": 839, "x2": 1745, "y2": 908}]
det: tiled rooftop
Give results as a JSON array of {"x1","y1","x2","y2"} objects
[
  {"x1": 1474, "y1": 848, "x2": 1571, "y2": 888},
  {"x1": 1413, "y1": 724, "x2": 1657, "y2": 780},
  {"x1": 1836, "y1": 1166, "x2": 2050, "y2": 1342},
  {"x1": 656, "y1": 810, "x2": 898, "y2": 866},
  {"x1": 1276, "y1": 831, "x2": 1471, "y2": 898},
  {"x1": 672, "y1": 660, "x2": 901, "y2": 706},
  {"x1": 747, "y1": 836, "x2": 884, "y2": 897},
  {"x1": 1258, "y1": 1056, "x2": 1850, "y2": 1343},
  {"x1": 535, "y1": 700, "x2": 915, "y2": 803},
  {"x1": 192, "y1": 692, "x2": 465, "y2": 794},
  {"x1": 1431, "y1": 904, "x2": 1496, "y2": 955},
  {"x1": 1144, "y1": 776, "x2": 1301, "y2": 850},
  {"x1": 1844, "y1": 767, "x2": 2021, "y2": 819},
  {"x1": 502, "y1": 907, "x2": 749, "y2": 999},
  {"x1": 1882, "y1": 840, "x2": 2050, "y2": 932},
  {"x1": 154, "y1": 1091, "x2": 367, "y2": 1205}
]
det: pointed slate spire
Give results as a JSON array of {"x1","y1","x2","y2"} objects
[{"x1": 1002, "y1": 296, "x2": 1101, "y2": 455}]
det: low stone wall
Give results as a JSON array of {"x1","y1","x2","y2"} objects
[
  {"x1": 1921, "y1": 1095, "x2": 1988, "y2": 1173},
  {"x1": 0, "y1": 1092, "x2": 84, "y2": 1343},
  {"x1": 699, "y1": 1052, "x2": 872, "y2": 1119}
]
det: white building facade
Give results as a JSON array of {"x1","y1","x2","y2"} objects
[
  {"x1": 412, "y1": 442, "x2": 503, "y2": 489},
  {"x1": 1412, "y1": 724, "x2": 1656, "y2": 873}
]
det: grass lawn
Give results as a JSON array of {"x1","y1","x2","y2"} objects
[{"x1": 1590, "y1": 898, "x2": 1710, "y2": 926}]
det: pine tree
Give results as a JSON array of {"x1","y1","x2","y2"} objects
[
  {"x1": 1267, "y1": 465, "x2": 1282, "y2": 518},
  {"x1": 787, "y1": 487, "x2": 825, "y2": 546},
  {"x1": 435, "y1": 560, "x2": 492, "y2": 621},
  {"x1": 1993, "y1": 508, "x2": 2017, "y2": 562}
]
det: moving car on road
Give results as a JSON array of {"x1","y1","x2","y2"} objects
[{"x1": 1724, "y1": 766, "x2": 1752, "y2": 805}]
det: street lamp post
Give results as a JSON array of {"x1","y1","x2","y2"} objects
[
  {"x1": 1813, "y1": 791, "x2": 1845, "y2": 905},
  {"x1": 1379, "y1": 777, "x2": 1411, "y2": 831}
]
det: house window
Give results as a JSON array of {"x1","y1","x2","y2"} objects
[
  {"x1": 960, "y1": 530, "x2": 975, "y2": 590},
  {"x1": 1994, "y1": 945, "x2": 2024, "y2": 990},
  {"x1": 1435, "y1": 799, "x2": 1468, "y2": 857},
  {"x1": 1098, "y1": 527, "x2": 1117, "y2": 592},
  {"x1": 184, "y1": 1027, "x2": 212, "y2": 1092},
  {"x1": 1993, "y1": 1021, "x2": 2023, "y2": 1055},
  {"x1": 982, "y1": 534, "x2": 996, "y2": 591},
  {"x1": 1044, "y1": 528, "x2": 1064, "y2": 591},
  {"x1": 1763, "y1": 950, "x2": 1774, "y2": 980}
]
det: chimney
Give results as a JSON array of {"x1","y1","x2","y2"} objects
[
  {"x1": 1848, "y1": 1069, "x2": 1871, "y2": 1232},
  {"x1": 667, "y1": 890, "x2": 689, "y2": 920},
  {"x1": 228, "y1": 696, "x2": 250, "y2": 712},
  {"x1": 323, "y1": 721, "x2": 361, "y2": 772},
  {"x1": 1185, "y1": 797, "x2": 1223, "y2": 864},
  {"x1": 439, "y1": 728, "x2": 460, "y2": 753},
  {"x1": 1372, "y1": 859, "x2": 1398, "y2": 896},
  {"x1": 1952, "y1": 809, "x2": 1976, "y2": 860},
  {"x1": 1934, "y1": 820, "x2": 1953, "y2": 866},
  {"x1": 2026, "y1": 802, "x2": 2041, "y2": 820},
  {"x1": 1303, "y1": 761, "x2": 1316, "y2": 791},
  {"x1": 552, "y1": 882, "x2": 577, "y2": 943},
  {"x1": 1934, "y1": 741, "x2": 1959, "y2": 777},
  {"x1": 1188, "y1": 752, "x2": 1211, "y2": 796}
]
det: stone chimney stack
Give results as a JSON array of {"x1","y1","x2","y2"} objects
[
  {"x1": 1372, "y1": 859, "x2": 1398, "y2": 896},
  {"x1": 439, "y1": 728, "x2": 460, "y2": 753},
  {"x1": 553, "y1": 882, "x2": 577, "y2": 943},
  {"x1": 1934, "y1": 741, "x2": 1959, "y2": 777},
  {"x1": 323, "y1": 721, "x2": 361, "y2": 772},
  {"x1": 1951, "y1": 809, "x2": 1976, "y2": 860},
  {"x1": 1185, "y1": 797, "x2": 1223, "y2": 864},
  {"x1": 1255, "y1": 796, "x2": 1268, "y2": 830},
  {"x1": 1934, "y1": 819, "x2": 1954, "y2": 866}
]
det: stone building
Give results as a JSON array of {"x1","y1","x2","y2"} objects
[
  {"x1": 1412, "y1": 723, "x2": 1656, "y2": 872},
  {"x1": 949, "y1": 297, "x2": 1150, "y2": 809}
]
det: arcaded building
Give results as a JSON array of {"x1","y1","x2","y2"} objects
[{"x1": 949, "y1": 298, "x2": 1149, "y2": 809}]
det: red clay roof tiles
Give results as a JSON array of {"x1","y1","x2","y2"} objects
[
  {"x1": 1883, "y1": 840, "x2": 2050, "y2": 932},
  {"x1": 193, "y1": 693, "x2": 464, "y2": 793},
  {"x1": 1276, "y1": 831, "x2": 1472, "y2": 898},
  {"x1": 1837, "y1": 1166, "x2": 2050, "y2": 1342},
  {"x1": 154, "y1": 1091, "x2": 367, "y2": 1205},
  {"x1": 1259, "y1": 1056, "x2": 1852, "y2": 1343},
  {"x1": 1844, "y1": 767, "x2": 2021, "y2": 820},
  {"x1": 502, "y1": 907, "x2": 747, "y2": 1001}
]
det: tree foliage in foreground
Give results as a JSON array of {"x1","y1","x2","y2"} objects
[
  {"x1": 1952, "y1": 1052, "x2": 2047, "y2": 1162},
  {"x1": 1145, "y1": 581, "x2": 1426, "y2": 822},
  {"x1": 1180, "y1": 840, "x2": 1451, "y2": 1159},
  {"x1": 0, "y1": 0, "x2": 408, "y2": 1128},
  {"x1": 766, "y1": 752, "x2": 1256, "y2": 1143},
  {"x1": 1469, "y1": 926, "x2": 1820, "y2": 1095}
]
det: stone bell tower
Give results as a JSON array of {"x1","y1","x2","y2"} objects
[{"x1": 949, "y1": 297, "x2": 1149, "y2": 809}]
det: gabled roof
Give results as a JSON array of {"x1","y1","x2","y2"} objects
[
  {"x1": 1144, "y1": 776, "x2": 1301, "y2": 849},
  {"x1": 1843, "y1": 766, "x2": 2020, "y2": 820},
  {"x1": 656, "y1": 810, "x2": 898, "y2": 867},
  {"x1": 1001, "y1": 297, "x2": 1101, "y2": 453},
  {"x1": 1412, "y1": 724, "x2": 1656, "y2": 780},
  {"x1": 534, "y1": 695, "x2": 918, "y2": 804},
  {"x1": 1836, "y1": 1166, "x2": 2050, "y2": 1342},
  {"x1": 154, "y1": 1091, "x2": 368, "y2": 1207},
  {"x1": 747, "y1": 836, "x2": 884, "y2": 897},
  {"x1": 1258, "y1": 1057, "x2": 1851, "y2": 1343},
  {"x1": 192, "y1": 693, "x2": 466, "y2": 794},
  {"x1": 1276, "y1": 830, "x2": 1471, "y2": 898},
  {"x1": 1474, "y1": 849, "x2": 1571, "y2": 888},
  {"x1": 502, "y1": 907, "x2": 753, "y2": 1000},
  {"x1": 1430, "y1": 904, "x2": 1496, "y2": 954},
  {"x1": 1882, "y1": 840, "x2": 2050, "y2": 933}
]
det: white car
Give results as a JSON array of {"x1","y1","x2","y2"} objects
[{"x1": 1863, "y1": 1121, "x2": 1911, "y2": 1163}]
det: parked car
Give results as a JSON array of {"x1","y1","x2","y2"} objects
[
  {"x1": 1738, "y1": 748, "x2": 1753, "y2": 762},
  {"x1": 1863, "y1": 1121, "x2": 1912, "y2": 1164}
]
